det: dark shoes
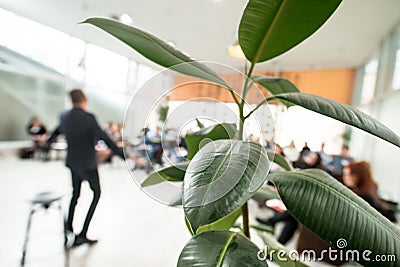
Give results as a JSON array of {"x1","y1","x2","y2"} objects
[
  {"x1": 64, "y1": 230, "x2": 75, "y2": 247},
  {"x1": 71, "y1": 235, "x2": 98, "y2": 247}
]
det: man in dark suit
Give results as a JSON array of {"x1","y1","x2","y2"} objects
[{"x1": 48, "y1": 89, "x2": 124, "y2": 247}]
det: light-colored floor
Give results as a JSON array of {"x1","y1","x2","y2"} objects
[
  {"x1": 0, "y1": 154, "x2": 190, "y2": 267},
  {"x1": 1, "y1": 153, "x2": 341, "y2": 267}
]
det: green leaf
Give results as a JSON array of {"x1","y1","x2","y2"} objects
[
  {"x1": 177, "y1": 230, "x2": 269, "y2": 267},
  {"x1": 269, "y1": 169, "x2": 400, "y2": 267},
  {"x1": 239, "y1": 0, "x2": 342, "y2": 63},
  {"x1": 252, "y1": 76, "x2": 300, "y2": 95},
  {"x1": 253, "y1": 186, "x2": 280, "y2": 200},
  {"x1": 185, "y1": 123, "x2": 237, "y2": 160},
  {"x1": 197, "y1": 208, "x2": 242, "y2": 235},
  {"x1": 141, "y1": 161, "x2": 189, "y2": 187},
  {"x1": 184, "y1": 215, "x2": 195, "y2": 236},
  {"x1": 184, "y1": 140, "x2": 271, "y2": 232},
  {"x1": 256, "y1": 232, "x2": 309, "y2": 267},
  {"x1": 82, "y1": 18, "x2": 230, "y2": 89},
  {"x1": 195, "y1": 118, "x2": 205, "y2": 129},
  {"x1": 267, "y1": 151, "x2": 292, "y2": 171},
  {"x1": 252, "y1": 75, "x2": 300, "y2": 107},
  {"x1": 250, "y1": 224, "x2": 274, "y2": 235},
  {"x1": 272, "y1": 93, "x2": 400, "y2": 148}
]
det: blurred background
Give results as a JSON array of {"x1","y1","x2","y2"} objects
[{"x1": 0, "y1": 0, "x2": 400, "y2": 266}]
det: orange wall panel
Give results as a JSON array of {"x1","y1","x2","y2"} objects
[
  {"x1": 279, "y1": 69, "x2": 355, "y2": 104},
  {"x1": 169, "y1": 69, "x2": 355, "y2": 104}
]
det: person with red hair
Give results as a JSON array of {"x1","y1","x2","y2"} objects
[{"x1": 342, "y1": 161, "x2": 396, "y2": 222}]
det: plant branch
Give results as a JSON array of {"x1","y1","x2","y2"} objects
[
  {"x1": 245, "y1": 96, "x2": 274, "y2": 119},
  {"x1": 238, "y1": 114, "x2": 244, "y2": 140},
  {"x1": 241, "y1": 202, "x2": 251, "y2": 238},
  {"x1": 237, "y1": 63, "x2": 257, "y2": 240},
  {"x1": 240, "y1": 63, "x2": 256, "y2": 107},
  {"x1": 229, "y1": 89, "x2": 241, "y2": 107}
]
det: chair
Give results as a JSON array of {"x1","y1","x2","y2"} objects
[{"x1": 21, "y1": 192, "x2": 69, "y2": 267}]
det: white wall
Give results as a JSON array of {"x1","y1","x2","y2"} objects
[
  {"x1": 274, "y1": 106, "x2": 346, "y2": 154},
  {"x1": 350, "y1": 22, "x2": 400, "y2": 201},
  {"x1": 351, "y1": 92, "x2": 400, "y2": 200}
]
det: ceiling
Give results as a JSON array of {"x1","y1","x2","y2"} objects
[{"x1": 1, "y1": 0, "x2": 400, "y2": 73}]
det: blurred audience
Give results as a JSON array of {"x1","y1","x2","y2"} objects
[
  {"x1": 125, "y1": 125, "x2": 189, "y2": 173},
  {"x1": 283, "y1": 140, "x2": 300, "y2": 163},
  {"x1": 325, "y1": 144, "x2": 353, "y2": 179},
  {"x1": 100, "y1": 122, "x2": 124, "y2": 164},
  {"x1": 318, "y1": 142, "x2": 332, "y2": 167},
  {"x1": 300, "y1": 141, "x2": 311, "y2": 157},
  {"x1": 293, "y1": 150, "x2": 323, "y2": 170},
  {"x1": 254, "y1": 140, "x2": 378, "y2": 247},
  {"x1": 144, "y1": 126, "x2": 163, "y2": 169},
  {"x1": 257, "y1": 150, "x2": 324, "y2": 245},
  {"x1": 26, "y1": 116, "x2": 49, "y2": 160}
]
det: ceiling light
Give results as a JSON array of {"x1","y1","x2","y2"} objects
[
  {"x1": 228, "y1": 41, "x2": 245, "y2": 59},
  {"x1": 111, "y1": 13, "x2": 133, "y2": 25},
  {"x1": 119, "y1": 13, "x2": 133, "y2": 25}
]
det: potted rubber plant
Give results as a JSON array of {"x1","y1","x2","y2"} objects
[{"x1": 82, "y1": 0, "x2": 400, "y2": 266}]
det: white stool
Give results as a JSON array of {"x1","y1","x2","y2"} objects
[{"x1": 20, "y1": 192, "x2": 69, "y2": 267}]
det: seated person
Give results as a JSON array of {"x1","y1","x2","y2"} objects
[
  {"x1": 257, "y1": 152, "x2": 324, "y2": 245},
  {"x1": 27, "y1": 117, "x2": 49, "y2": 160},
  {"x1": 325, "y1": 145, "x2": 353, "y2": 179},
  {"x1": 342, "y1": 161, "x2": 396, "y2": 222},
  {"x1": 296, "y1": 161, "x2": 397, "y2": 267},
  {"x1": 144, "y1": 126, "x2": 163, "y2": 172}
]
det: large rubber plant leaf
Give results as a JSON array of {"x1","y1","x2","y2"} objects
[
  {"x1": 253, "y1": 186, "x2": 280, "y2": 200},
  {"x1": 271, "y1": 93, "x2": 400, "y2": 148},
  {"x1": 141, "y1": 161, "x2": 189, "y2": 187},
  {"x1": 267, "y1": 151, "x2": 292, "y2": 171},
  {"x1": 183, "y1": 140, "x2": 270, "y2": 232},
  {"x1": 177, "y1": 230, "x2": 269, "y2": 267},
  {"x1": 269, "y1": 169, "x2": 400, "y2": 267},
  {"x1": 196, "y1": 208, "x2": 242, "y2": 235},
  {"x1": 252, "y1": 75, "x2": 300, "y2": 108},
  {"x1": 239, "y1": 0, "x2": 342, "y2": 63},
  {"x1": 82, "y1": 18, "x2": 230, "y2": 89},
  {"x1": 185, "y1": 123, "x2": 237, "y2": 160}
]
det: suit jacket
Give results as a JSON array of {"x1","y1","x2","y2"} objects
[{"x1": 49, "y1": 107, "x2": 124, "y2": 170}]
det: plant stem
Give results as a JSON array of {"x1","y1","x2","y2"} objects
[
  {"x1": 240, "y1": 63, "x2": 256, "y2": 107},
  {"x1": 238, "y1": 114, "x2": 244, "y2": 140},
  {"x1": 229, "y1": 90, "x2": 240, "y2": 107},
  {"x1": 241, "y1": 202, "x2": 251, "y2": 238},
  {"x1": 237, "y1": 114, "x2": 251, "y2": 238},
  {"x1": 245, "y1": 96, "x2": 274, "y2": 119},
  {"x1": 237, "y1": 101, "x2": 250, "y2": 238},
  {"x1": 236, "y1": 62, "x2": 257, "y2": 239}
]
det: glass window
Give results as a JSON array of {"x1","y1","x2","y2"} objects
[
  {"x1": 136, "y1": 64, "x2": 159, "y2": 90},
  {"x1": 392, "y1": 48, "x2": 400, "y2": 90},
  {"x1": 0, "y1": 7, "x2": 164, "y2": 95},
  {"x1": 0, "y1": 8, "x2": 69, "y2": 73},
  {"x1": 0, "y1": 8, "x2": 18, "y2": 48},
  {"x1": 68, "y1": 37, "x2": 86, "y2": 83},
  {"x1": 360, "y1": 59, "x2": 378, "y2": 104},
  {"x1": 85, "y1": 44, "x2": 129, "y2": 92},
  {"x1": 127, "y1": 60, "x2": 138, "y2": 92}
]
